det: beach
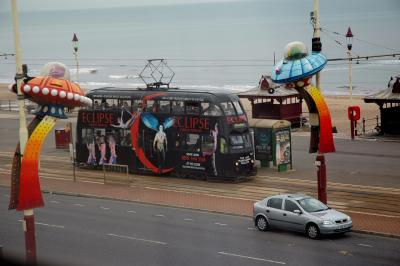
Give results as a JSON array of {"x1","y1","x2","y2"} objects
[{"x1": 0, "y1": 83, "x2": 379, "y2": 136}]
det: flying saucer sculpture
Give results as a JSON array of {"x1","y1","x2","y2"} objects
[
  {"x1": 271, "y1": 41, "x2": 335, "y2": 154},
  {"x1": 9, "y1": 62, "x2": 92, "y2": 210}
]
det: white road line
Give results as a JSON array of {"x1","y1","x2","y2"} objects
[
  {"x1": 214, "y1": 222, "x2": 227, "y2": 226},
  {"x1": 247, "y1": 227, "x2": 255, "y2": 230},
  {"x1": 18, "y1": 220, "x2": 64, "y2": 229},
  {"x1": 107, "y1": 233, "x2": 167, "y2": 245},
  {"x1": 101, "y1": 207, "x2": 110, "y2": 210},
  {"x1": 74, "y1": 203, "x2": 85, "y2": 207},
  {"x1": 218, "y1": 252, "x2": 286, "y2": 264},
  {"x1": 127, "y1": 210, "x2": 136, "y2": 213},
  {"x1": 184, "y1": 218, "x2": 194, "y2": 221},
  {"x1": 50, "y1": 200, "x2": 60, "y2": 204},
  {"x1": 154, "y1": 214, "x2": 165, "y2": 217},
  {"x1": 357, "y1": 244, "x2": 373, "y2": 248}
]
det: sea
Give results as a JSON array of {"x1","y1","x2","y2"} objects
[{"x1": 0, "y1": 0, "x2": 399, "y2": 96}]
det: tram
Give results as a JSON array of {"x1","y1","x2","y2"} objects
[{"x1": 75, "y1": 86, "x2": 257, "y2": 181}]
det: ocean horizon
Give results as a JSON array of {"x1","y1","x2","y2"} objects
[{"x1": 1, "y1": 0, "x2": 399, "y2": 95}]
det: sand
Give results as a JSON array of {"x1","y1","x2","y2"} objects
[{"x1": 0, "y1": 83, "x2": 380, "y2": 135}]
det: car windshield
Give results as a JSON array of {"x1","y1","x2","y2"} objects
[{"x1": 297, "y1": 198, "x2": 328, "y2": 212}]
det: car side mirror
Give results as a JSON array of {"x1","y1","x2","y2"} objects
[{"x1": 294, "y1": 209, "x2": 302, "y2": 215}]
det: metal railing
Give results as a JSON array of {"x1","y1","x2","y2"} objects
[
  {"x1": 0, "y1": 100, "x2": 14, "y2": 111},
  {"x1": 102, "y1": 164, "x2": 130, "y2": 184},
  {"x1": 360, "y1": 115, "x2": 381, "y2": 135}
]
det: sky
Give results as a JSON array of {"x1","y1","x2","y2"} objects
[{"x1": 1, "y1": 0, "x2": 244, "y2": 12}]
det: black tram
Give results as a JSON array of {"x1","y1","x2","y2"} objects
[{"x1": 75, "y1": 87, "x2": 256, "y2": 181}]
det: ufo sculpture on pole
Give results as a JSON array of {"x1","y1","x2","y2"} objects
[
  {"x1": 9, "y1": 62, "x2": 92, "y2": 210},
  {"x1": 271, "y1": 41, "x2": 335, "y2": 154}
]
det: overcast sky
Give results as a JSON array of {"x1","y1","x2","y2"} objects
[{"x1": 1, "y1": 0, "x2": 245, "y2": 12}]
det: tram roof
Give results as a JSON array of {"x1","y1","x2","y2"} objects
[{"x1": 86, "y1": 87, "x2": 240, "y2": 102}]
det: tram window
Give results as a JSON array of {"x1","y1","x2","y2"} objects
[
  {"x1": 232, "y1": 101, "x2": 244, "y2": 115},
  {"x1": 159, "y1": 100, "x2": 171, "y2": 114},
  {"x1": 82, "y1": 128, "x2": 94, "y2": 144},
  {"x1": 202, "y1": 102, "x2": 222, "y2": 116},
  {"x1": 146, "y1": 100, "x2": 155, "y2": 112},
  {"x1": 106, "y1": 99, "x2": 118, "y2": 109},
  {"x1": 186, "y1": 102, "x2": 200, "y2": 115},
  {"x1": 171, "y1": 101, "x2": 185, "y2": 114},
  {"x1": 119, "y1": 99, "x2": 131, "y2": 110},
  {"x1": 132, "y1": 100, "x2": 143, "y2": 112},
  {"x1": 93, "y1": 100, "x2": 101, "y2": 110},
  {"x1": 243, "y1": 133, "x2": 252, "y2": 148},
  {"x1": 221, "y1": 102, "x2": 236, "y2": 116},
  {"x1": 230, "y1": 135, "x2": 244, "y2": 149}
]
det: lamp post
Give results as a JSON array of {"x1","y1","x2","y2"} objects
[
  {"x1": 346, "y1": 27, "x2": 355, "y2": 140},
  {"x1": 72, "y1": 33, "x2": 79, "y2": 83},
  {"x1": 10, "y1": 0, "x2": 36, "y2": 264},
  {"x1": 346, "y1": 27, "x2": 354, "y2": 103}
]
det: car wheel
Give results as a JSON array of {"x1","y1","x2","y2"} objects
[
  {"x1": 256, "y1": 216, "x2": 269, "y2": 231},
  {"x1": 306, "y1": 223, "x2": 320, "y2": 239}
]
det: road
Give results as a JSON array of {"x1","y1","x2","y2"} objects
[{"x1": 1, "y1": 188, "x2": 399, "y2": 266}]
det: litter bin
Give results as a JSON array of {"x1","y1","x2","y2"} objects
[
  {"x1": 249, "y1": 119, "x2": 292, "y2": 172},
  {"x1": 55, "y1": 128, "x2": 71, "y2": 149}
]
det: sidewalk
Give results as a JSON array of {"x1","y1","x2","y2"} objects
[{"x1": 1, "y1": 174, "x2": 400, "y2": 238}]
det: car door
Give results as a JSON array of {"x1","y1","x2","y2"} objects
[
  {"x1": 265, "y1": 197, "x2": 284, "y2": 228},
  {"x1": 283, "y1": 199, "x2": 308, "y2": 232}
]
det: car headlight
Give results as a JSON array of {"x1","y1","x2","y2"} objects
[
  {"x1": 346, "y1": 215, "x2": 352, "y2": 222},
  {"x1": 322, "y1": 220, "x2": 334, "y2": 225}
]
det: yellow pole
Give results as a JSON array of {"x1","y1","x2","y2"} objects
[{"x1": 313, "y1": 0, "x2": 321, "y2": 90}]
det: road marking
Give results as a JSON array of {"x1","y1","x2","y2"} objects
[
  {"x1": 184, "y1": 218, "x2": 194, "y2": 221},
  {"x1": 19, "y1": 220, "x2": 64, "y2": 229},
  {"x1": 154, "y1": 214, "x2": 165, "y2": 217},
  {"x1": 107, "y1": 233, "x2": 167, "y2": 245},
  {"x1": 101, "y1": 207, "x2": 110, "y2": 210},
  {"x1": 214, "y1": 222, "x2": 227, "y2": 226},
  {"x1": 218, "y1": 252, "x2": 285, "y2": 264},
  {"x1": 50, "y1": 200, "x2": 60, "y2": 204},
  {"x1": 357, "y1": 244, "x2": 373, "y2": 248},
  {"x1": 127, "y1": 210, "x2": 136, "y2": 213},
  {"x1": 247, "y1": 227, "x2": 255, "y2": 230},
  {"x1": 74, "y1": 203, "x2": 85, "y2": 207}
]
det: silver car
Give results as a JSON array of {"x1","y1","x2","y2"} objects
[{"x1": 253, "y1": 194, "x2": 352, "y2": 239}]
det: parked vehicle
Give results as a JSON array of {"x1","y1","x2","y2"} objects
[{"x1": 253, "y1": 194, "x2": 352, "y2": 239}]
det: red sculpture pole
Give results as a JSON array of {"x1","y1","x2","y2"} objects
[
  {"x1": 350, "y1": 120, "x2": 355, "y2": 140},
  {"x1": 23, "y1": 210, "x2": 37, "y2": 265},
  {"x1": 316, "y1": 154, "x2": 327, "y2": 204}
]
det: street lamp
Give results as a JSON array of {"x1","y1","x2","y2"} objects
[
  {"x1": 346, "y1": 27, "x2": 357, "y2": 140},
  {"x1": 346, "y1": 27, "x2": 354, "y2": 102},
  {"x1": 72, "y1": 33, "x2": 79, "y2": 83}
]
